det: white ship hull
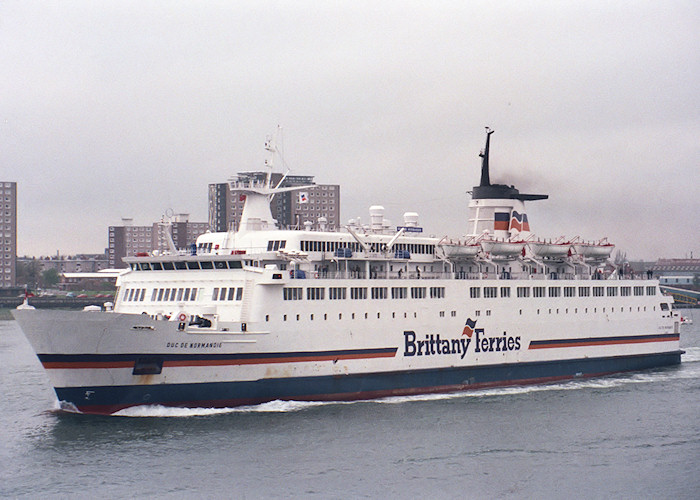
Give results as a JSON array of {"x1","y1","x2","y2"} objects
[{"x1": 13, "y1": 275, "x2": 681, "y2": 415}]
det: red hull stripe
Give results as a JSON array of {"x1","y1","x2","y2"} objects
[
  {"x1": 40, "y1": 348, "x2": 397, "y2": 370},
  {"x1": 164, "y1": 351, "x2": 393, "y2": 367},
  {"x1": 43, "y1": 361, "x2": 136, "y2": 369},
  {"x1": 529, "y1": 333, "x2": 679, "y2": 349}
]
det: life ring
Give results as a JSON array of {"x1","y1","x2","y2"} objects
[{"x1": 177, "y1": 312, "x2": 187, "y2": 322}]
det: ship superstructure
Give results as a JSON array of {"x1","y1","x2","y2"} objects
[{"x1": 13, "y1": 129, "x2": 681, "y2": 414}]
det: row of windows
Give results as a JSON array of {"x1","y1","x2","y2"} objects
[
  {"x1": 283, "y1": 286, "x2": 447, "y2": 301},
  {"x1": 307, "y1": 287, "x2": 324, "y2": 300},
  {"x1": 130, "y1": 260, "x2": 243, "y2": 271},
  {"x1": 329, "y1": 287, "x2": 346, "y2": 300},
  {"x1": 392, "y1": 243, "x2": 436, "y2": 255},
  {"x1": 301, "y1": 241, "x2": 360, "y2": 253},
  {"x1": 277, "y1": 311, "x2": 423, "y2": 322},
  {"x1": 108, "y1": 226, "x2": 153, "y2": 232},
  {"x1": 473, "y1": 285, "x2": 656, "y2": 299},
  {"x1": 123, "y1": 288, "x2": 147, "y2": 301},
  {"x1": 212, "y1": 287, "x2": 243, "y2": 301},
  {"x1": 299, "y1": 241, "x2": 435, "y2": 255},
  {"x1": 121, "y1": 287, "x2": 200, "y2": 302},
  {"x1": 299, "y1": 197, "x2": 335, "y2": 204},
  {"x1": 280, "y1": 285, "x2": 658, "y2": 301},
  {"x1": 198, "y1": 242, "x2": 215, "y2": 253},
  {"x1": 266, "y1": 303, "x2": 661, "y2": 323},
  {"x1": 152, "y1": 287, "x2": 199, "y2": 302},
  {"x1": 266, "y1": 240, "x2": 287, "y2": 251},
  {"x1": 123, "y1": 283, "x2": 660, "y2": 305},
  {"x1": 529, "y1": 305, "x2": 659, "y2": 315},
  {"x1": 283, "y1": 288, "x2": 303, "y2": 300}
]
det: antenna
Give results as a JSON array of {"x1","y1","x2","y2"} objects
[
  {"x1": 269, "y1": 126, "x2": 293, "y2": 202},
  {"x1": 264, "y1": 133, "x2": 276, "y2": 190},
  {"x1": 158, "y1": 209, "x2": 177, "y2": 254},
  {"x1": 264, "y1": 125, "x2": 286, "y2": 193}
]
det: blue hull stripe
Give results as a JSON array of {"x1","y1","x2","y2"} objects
[
  {"x1": 54, "y1": 350, "x2": 683, "y2": 415},
  {"x1": 39, "y1": 347, "x2": 398, "y2": 369},
  {"x1": 529, "y1": 333, "x2": 680, "y2": 349}
]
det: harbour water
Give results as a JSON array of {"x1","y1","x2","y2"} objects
[{"x1": 1, "y1": 315, "x2": 699, "y2": 499}]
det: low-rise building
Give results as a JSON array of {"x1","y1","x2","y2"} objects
[
  {"x1": 35, "y1": 253, "x2": 110, "y2": 274},
  {"x1": 652, "y1": 258, "x2": 700, "y2": 278}
]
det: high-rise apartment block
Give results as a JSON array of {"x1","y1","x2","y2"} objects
[
  {"x1": 208, "y1": 172, "x2": 340, "y2": 232},
  {"x1": 171, "y1": 218, "x2": 210, "y2": 250},
  {"x1": 208, "y1": 182, "x2": 231, "y2": 233},
  {"x1": 108, "y1": 215, "x2": 208, "y2": 268},
  {"x1": 1, "y1": 182, "x2": 17, "y2": 287}
]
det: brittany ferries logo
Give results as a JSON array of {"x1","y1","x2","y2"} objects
[
  {"x1": 403, "y1": 318, "x2": 521, "y2": 359},
  {"x1": 510, "y1": 211, "x2": 530, "y2": 232}
]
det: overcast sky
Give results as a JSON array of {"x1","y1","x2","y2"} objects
[{"x1": 2, "y1": 1, "x2": 698, "y2": 260}]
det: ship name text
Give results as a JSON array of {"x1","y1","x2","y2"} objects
[{"x1": 166, "y1": 342, "x2": 223, "y2": 349}]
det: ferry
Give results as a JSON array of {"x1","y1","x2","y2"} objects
[{"x1": 13, "y1": 129, "x2": 682, "y2": 415}]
